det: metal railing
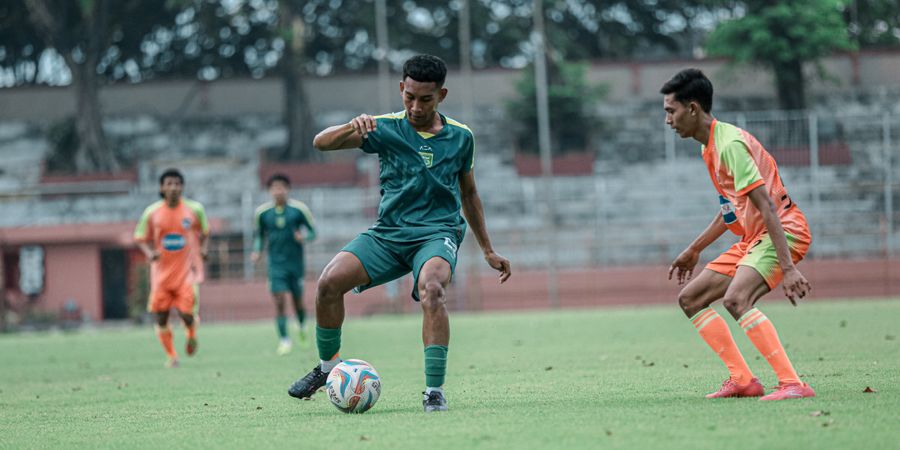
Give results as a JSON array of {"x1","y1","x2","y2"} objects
[{"x1": 202, "y1": 110, "x2": 897, "y2": 296}]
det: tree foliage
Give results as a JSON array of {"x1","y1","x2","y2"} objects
[
  {"x1": 847, "y1": 0, "x2": 900, "y2": 48},
  {"x1": 706, "y1": 0, "x2": 855, "y2": 110},
  {"x1": 2, "y1": 0, "x2": 897, "y2": 168},
  {"x1": 506, "y1": 60, "x2": 606, "y2": 155},
  {"x1": 17, "y1": 0, "x2": 184, "y2": 172}
]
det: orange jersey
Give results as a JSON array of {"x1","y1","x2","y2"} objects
[
  {"x1": 134, "y1": 198, "x2": 209, "y2": 291},
  {"x1": 702, "y1": 120, "x2": 810, "y2": 242}
]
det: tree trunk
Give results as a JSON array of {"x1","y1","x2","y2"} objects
[
  {"x1": 70, "y1": 55, "x2": 119, "y2": 173},
  {"x1": 280, "y1": 2, "x2": 317, "y2": 162},
  {"x1": 26, "y1": 0, "x2": 119, "y2": 174},
  {"x1": 772, "y1": 59, "x2": 806, "y2": 110}
]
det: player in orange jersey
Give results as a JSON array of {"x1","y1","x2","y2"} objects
[
  {"x1": 134, "y1": 169, "x2": 210, "y2": 368},
  {"x1": 661, "y1": 69, "x2": 815, "y2": 401}
]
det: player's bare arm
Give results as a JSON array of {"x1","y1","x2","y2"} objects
[
  {"x1": 669, "y1": 213, "x2": 727, "y2": 285},
  {"x1": 459, "y1": 171, "x2": 511, "y2": 283},
  {"x1": 313, "y1": 114, "x2": 377, "y2": 151},
  {"x1": 137, "y1": 241, "x2": 159, "y2": 262},
  {"x1": 199, "y1": 232, "x2": 210, "y2": 260},
  {"x1": 746, "y1": 186, "x2": 811, "y2": 304}
]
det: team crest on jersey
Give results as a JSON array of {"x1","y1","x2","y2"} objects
[
  {"x1": 418, "y1": 145, "x2": 434, "y2": 168},
  {"x1": 182, "y1": 217, "x2": 192, "y2": 229},
  {"x1": 275, "y1": 216, "x2": 286, "y2": 229},
  {"x1": 719, "y1": 195, "x2": 738, "y2": 224}
]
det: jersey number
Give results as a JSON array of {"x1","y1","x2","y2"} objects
[{"x1": 781, "y1": 194, "x2": 793, "y2": 210}]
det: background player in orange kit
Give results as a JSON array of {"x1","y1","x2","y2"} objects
[
  {"x1": 661, "y1": 69, "x2": 815, "y2": 401},
  {"x1": 134, "y1": 169, "x2": 210, "y2": 368}
]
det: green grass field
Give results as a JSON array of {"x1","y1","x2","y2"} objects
[{"x1": 1, "y1": 299, "x2": 898, "y2": 449}]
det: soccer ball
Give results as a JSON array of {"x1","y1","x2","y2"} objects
[{"x1": 325, "y1": 359, "x2": 381, "y2": 414}]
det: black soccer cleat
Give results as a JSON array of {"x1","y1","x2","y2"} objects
[
  {"x1": 288, "y1": 365, "x2": 328, "y2": 399},
  {"x1": 422, "y1": 390, "x2": 448, "y2": 412}
]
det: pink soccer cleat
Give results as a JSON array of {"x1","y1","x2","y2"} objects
[
  {"x1": 760, "y1": 383, "x2": 816, "y2": 401},
  {"x1": 706, "y1": 377, "x2": 765, "y2": 399}
]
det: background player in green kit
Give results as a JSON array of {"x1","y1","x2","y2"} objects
[
  {"x1": 251, "y1": 174, "x2": 317, "y2": 355},
  {"x1": 287, "y1": 54, "x2": 512, "y2": 412}
]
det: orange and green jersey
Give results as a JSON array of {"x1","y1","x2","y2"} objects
[
  {"x1": 701, "y1": 119, "x2": 810, "y2": 241},
  {"x1": 134, "y1": 198, "x2": 209, "y2": 291}
]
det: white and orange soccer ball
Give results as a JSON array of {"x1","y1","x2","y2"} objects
[{"x1": 325, "y1": 359, "x2": 382, "y2": 414}]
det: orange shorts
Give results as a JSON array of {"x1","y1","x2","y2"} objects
[
  {"x1": 705, "y1": 232, "x2": 810, "y2": 290},
  {"x1": 148, "y1": 284, "x2": 197, "y2": 314}
]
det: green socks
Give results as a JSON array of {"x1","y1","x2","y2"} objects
[
  {"x1": 316, "y1": 326, "x2": 342, "y2": 361},
  {"x1": 292, "y1": 287, "x2": 305, "y2": 326},
  {"x1": 276, "y1": 316, "x2": 288, "y2": 339},
  {"x1": 295, "y1": 308, "x2": 305, "y2": 328},
  {"x1": 424, "y1": 345, "x2": 449, "y2": 388}
]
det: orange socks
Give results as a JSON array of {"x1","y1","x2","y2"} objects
[
  {"x1": 739, "y1": 308, "x2": 801, "y2": 385},
  {"x1": 691, "y1": 308, "x2": 754, "y2": 385},
  {"x1": 692, "y1": 307, "x2": 803, "y2": 386},
  {"x1": 156, "y1": 325, "x2": 177, "y2": 360},
  {"x1": 185, "y1": 323, "x2": 197, "y2": 340}
]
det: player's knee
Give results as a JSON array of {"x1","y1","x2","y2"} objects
[
  {"x1": 677, "y1": 290, "x2": 702, "y2": 317},
  {"x1": 419, "y1": 281, "x2": 445, "y2": 310},
  {"x1": 272, "y1": 294, "x2": 287, "y2": 311},
  {"x1": 722, "y1": 296, "x2": 749, "y2": 318},
  {"x1": 316, "y1": 272, "x2": 345, "y2": 303},
  {"x1": 180, "y1": 313, "x2": 194, "y2": 326},
  {"x1": 155, "y1": 313, "x2": 168, "y2": 327}
]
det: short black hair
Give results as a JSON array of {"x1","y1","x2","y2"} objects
[
  {"x1": 159, "y1": 168, "x2": 184, "y2": 185},
  {"x1": 266, "y1": 173, "x2": 290, "y2": 188},
  {"x1": 660, "y1": 68, "x2": 713, "y2": 113},
  {"x1": 402, "y1": 54, "x2": 447, "y2": 87},
  {"x1": 158, "y1": 168, "x2": 184, "y2": 198}
]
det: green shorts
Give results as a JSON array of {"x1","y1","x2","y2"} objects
[
  {"x1": 268, "y1": 266, "x2": 304, "y2": 297},
  {"x1": 706, "y1": 231, "x2": 810, "y2": 290},
  {"x1": 342, "y1": 231, "x2": 460, "y2": 301}
]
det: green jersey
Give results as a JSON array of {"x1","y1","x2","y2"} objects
[
  {"x1": 253, "y1": 199, "x2": 316, "y2": 271},
  {"x1": 361, "y1": 111, "x2": 475, "y2": 243}
]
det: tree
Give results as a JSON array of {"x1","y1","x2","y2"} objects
[
  {"x1": 10, "y1": 0, "x2": 203, "y2": 173},
  {"x1": 3, "y1": 1, "x2": 295, "y2": 170},
  {"x1": 506, "y1": 60, "x2": 606, "y2": 155},
  {"x1": 706, "y1": 0, "x2": 855, "y2": 110},
  {"x1": 465, "y1": 0, "x2": 717, "y2": 67},
  {"x1": 286, "y1": 0, "x2": 723, "y2": 74},
  {"x1": 276, "y1": 0, "x2": 316, "y2": 161},
  {"x1": 846, "y1": 0, "x2": 900, "y2": 48},
  {"x1": 23, "y1": 0, "x2": 121, "y2": 173}
]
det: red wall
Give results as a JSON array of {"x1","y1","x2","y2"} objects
[{"x1": 42, "y1": 243, "x2": 103, "y2": 321}]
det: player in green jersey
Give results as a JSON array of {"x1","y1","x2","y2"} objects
[
  {"x1": 252, "y1": 174, "x2": 317, "y2": 355},
  {"x1": 287, "y1": 54, "x2": 511, "y2": 412}
]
